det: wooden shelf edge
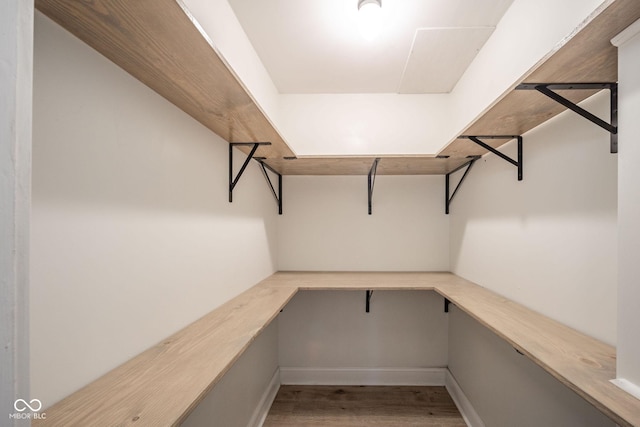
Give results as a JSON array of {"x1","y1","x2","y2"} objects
[{"x1": 265, "y1": 156, "x2": 471, "y2": 175}]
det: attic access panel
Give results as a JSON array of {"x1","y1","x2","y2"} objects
[{"x1": 399, "y1": 26, "x2": 495, "y2": 94}]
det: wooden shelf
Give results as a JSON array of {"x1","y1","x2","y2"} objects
[
  {"x1": 34, "y1": 283, "x2": 298, "y2": 427},
  {"x1": 35, "y1": 272, "x2": 640, "y2": 427},
  {"x1": 35, "y1": 0, "x2": 296, "y2": 160},
  {"x1": 439, "y1": 0, "x2": 640, "y2": 158},
  {"x1": 266, "y1": 272, "x2": 640, "y2": 427},
  {"x1": 36, "y1": 0, "x2": 640, "y2": 176},
  {"x1": 264, "y1": 156, "x2": 471, "y2": 176}
]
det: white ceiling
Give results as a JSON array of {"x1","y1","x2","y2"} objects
[{"x1": 227, "y1": 0, "x2": 515, "y2": 94}]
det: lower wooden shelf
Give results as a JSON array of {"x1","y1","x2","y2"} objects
[{"x1": 35, "y1": 271, "x2": 640, "y2": 427}]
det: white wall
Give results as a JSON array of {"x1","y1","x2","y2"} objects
[
  {"x1": 0, "y1": 0, "x2": 32, "y2": 424},
  {"x1": 31, "y1": 12, "x2": 278, "y2": 408},
  {"x1": 450, "y1": 91, "x2": 617, "y2": 345},
  {"x1": 182, "y1": 321, "x2": 279, "y2": 427},
  {"x1": 615, "y1": 20, "x2": 640, "y2": 390},
  {"x1": 279, "y1": 94, "x2": 451, "y2": 155},
  {"x1": 277, "y1": 176, "x2": 449, "y2": 379},
  {"x1": 448, "y1": 306, "x2": 615, "y2": 427},
  {"x1": 279, "y1": 291, "x2": 448, "y2": 371},
  {"x1": 278, "y1": 175, "x2": 449, "y2": 271}
]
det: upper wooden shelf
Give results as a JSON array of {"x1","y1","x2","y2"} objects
[
  {"x1": 35, "y1": 272, "x2": 640, "y2": 427},
  {"x1": 35, "y1": 0, "x2": 640, "y2": 176},
  {"x1": 439, "y1": 0, "x2": 640, "y2": 158},
  {"x1": 264, "y1": 156, "x2": 471, "y2": 176},
  {"x1": 35, "y1": 0, "x2": 296, "y2": 160}
]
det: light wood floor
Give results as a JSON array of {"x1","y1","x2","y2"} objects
[{"x1": 263, "y1": 385, "x2": 467, "y2": 427}]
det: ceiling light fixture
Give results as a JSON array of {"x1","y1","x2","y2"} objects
[{"x1": 357, "y1": 0, "x2": 383, "y2": 41}]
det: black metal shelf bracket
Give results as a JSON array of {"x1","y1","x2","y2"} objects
[
  {"x1": 368, "y1": 158, "x2": 381, "y2": 215},
  {"x1": 257, "y1": 159, "x2": 283, "y2": 215},
  {"x1": 460, "y1": 135, "x2": 523, "y2": 181},
  {"x1": 445, "y1": 157, "x2": 478, "y2": 215},
  {"x1": 444, "y1": 298, "x2": 451, "y2": 313},
  {"x1": 366, "y1": 290, "x2": 373, "y2": 313},
  {"x1": 516, "y1": 83, "x2": 618, "y2": 153},
  {"x1": 229, "y1": 142, "x2": 271, "y2": 203}
]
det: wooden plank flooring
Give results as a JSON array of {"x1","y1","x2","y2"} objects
[{"x1": 263, "y1": 385, "x2": 467, "y2": 427}]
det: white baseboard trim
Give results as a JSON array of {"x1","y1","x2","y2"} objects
[
  {"x1": 280, "y1": 367, "x2": 447, "y2": 386},
  {"x1": 445, "y1": 370, "x2": 485, "y2": 427},
  {"x1": 611, "y1": 378, "x2": 640, "y2": 400},
  {"x1": 249, "y1": 368, "x2": 281, "y2": 427}
]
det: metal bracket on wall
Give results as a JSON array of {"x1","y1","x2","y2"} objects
[
  {"x1": 366, "y1": 290, "x2": 373, "y2": 313},
  {"x1": 459, "y1": 135, "x2": 523, "y2": 181},
  {"x1": 228, "y1": 142, "x2": 271, "y2": 203},
  {"x1": 445, "y1": 156, "x2": 479, "y2": 215},
  {"x1": 444, "y1": 298, "x2": 451, "y2": 313},
  {"x1": 368, "y1": 158, "x2": 381, "y2": 215},
  {"x1": 516, "y1": 83, "x2": 618, "y2": 153},
  {"x1": 256, "y1": 159, "x2": 283, "y2": 215}
]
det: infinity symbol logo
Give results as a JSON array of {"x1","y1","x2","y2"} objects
[{"x1": 14, "y1": 399, "x2": 42, "y2": 412}]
